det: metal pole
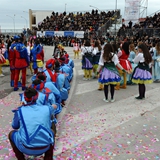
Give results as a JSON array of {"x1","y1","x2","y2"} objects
[
  {"x1": 21, "y1": 16, "x2": 27, "y2": 28},
  {"x1": 14, "y1": 14, "x2": 15, "y2": 33},
  {"x1": 65, "y1": 4, "x2": 67, "y2": 12},
  {"x1": 6, "y1": 15, "x2": 15, "y2": 33},
  {"x1": 23, "y1": 11, "x2": 29, "y2": 28},
  {"x1": 115, "y1": 0, "x2": 117, "y2": 36}
]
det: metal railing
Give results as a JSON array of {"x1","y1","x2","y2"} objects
[
  {"x1": 118, "y1": 28, "x2": 160, "y2": 38},
  {"x1": 98, "y1": 10, "x2": 121, "y2": 36}
]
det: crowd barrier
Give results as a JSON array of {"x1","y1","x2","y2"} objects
[
  {"x1": 98, "y1": 10, "x2": 121, "y2": 36},
  {"x1": 118, "y1": 28, "x2": 160, "y2": 38},
  {"x1": 37, "y1": 31, "x2": 84, "y2": 38}
]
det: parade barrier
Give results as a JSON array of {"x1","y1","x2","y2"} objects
[
  {"x1": 119, "y1": 28, "x2": 160, "y2": 38},
  {"x1": 37, "y1": 31, "x2": 84, "y2": 38}
]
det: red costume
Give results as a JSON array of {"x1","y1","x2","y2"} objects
[
  {"x1": 9, "y1": 42, "x2": 17, "y2": 87},
  {"x1": 13, "y1": 43, "x2": 29, "y2": 91},
  {"x1": 118, "y1": 50, "x2": 132, "y2": 71}
]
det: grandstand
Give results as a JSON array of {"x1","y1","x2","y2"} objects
[
  {"x1": 118, "y1": 10, "x2": 160, "y2": 38},
  {"x1": 29, "y1": 9, "x2": 121, "y2": 37}
]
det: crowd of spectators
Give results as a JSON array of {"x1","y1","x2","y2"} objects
[
  {"x1": 118, "y1": 12, "x2": 160, "y2": 38},
  {"x1": 33, "y1": 10, "x2": 115, "y2": 32}
]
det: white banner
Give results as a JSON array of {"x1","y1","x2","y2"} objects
[
  {"x1": 37, "y1": 31, "x2": 45, "y2": 37},
  {"x1": 54, "y1": 31, "x2": 64, "y2": 37},
  {"x1": 74, "y1": 31, "x2": 84, "y2": 38},
  {"x1": 124, "y1": 0, "x2": 140, "y2": 24}
]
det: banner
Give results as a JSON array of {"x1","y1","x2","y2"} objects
[
  {"x1": 64, "y1": 31, "x2": 74, "y2": 37},
  {"x1": 37, "y1": 31, "x2": 84, "y2": 38},
  {"x1": 45, "y1": 31, "x2": 54, "y2": 37},
  {"x1": 124, "y1": 0, "x2": 140, "y2": 24},
  {"x1": 74, "y1": 31, "x2": 84, "y2": 38},
  {"x1": 37, "y1": 31, "x2": 45, "y2": 37},
  {"x1": 54, "y1": 31, "x2": 64, "y2": 37}
]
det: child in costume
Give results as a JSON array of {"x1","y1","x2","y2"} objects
[
  {"x1": 34, "y1": 74, "x2": 62, "y2": 117},
  {"x1": 132, "y1": 43, "x2": 153, "y2": 99},
  {"x1": 92, "y1": 40, "x2": 102, "y2": 78},
  {"x1": 30, "y1": 39, "x2": 44, "y2": 74},
  {"x1": 59, "y1": 57, "x2": 73, "y2": 83},
  {"x1": 36, "y1": 72, "x2": 62, "y2": 106},
  {"x1": 97, "y1": 44, "x2": 126, "y2": 102},
  {"x1": 0, "y1": 41, "x2": 7, "y2": 76},
  {"x1": 24, "y1": 40, "x2": 33, "y2": 75},
  {"x1": 152, "y1": 42, "x2": 160, "y2": 82},
  {"x1": 73, "y1": 41, "x2": 80, "y2": 59},
  {"x1": 115, "y1": 42, "x2": 132, "y2": 90},
  {"x1": 81, "y1": 40, "x2": 94, "y2": 80},
  {"x1": 127, "y1": 43, "x2": 137, "y2": 84},
  {"x1": 9, "y1": 88, "x2": 55, "y2": 160},
  {"x1": 44, "y1": 59, "x2": 69, "y2": 105}
]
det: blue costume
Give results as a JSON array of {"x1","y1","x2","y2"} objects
[
  {"x1": 68, "y1": 59, "x2": 74, "y2": 69},
  {"x1": 153, "y1": 50, "x2": 160, "y2": 81},
  {"x1": 20, "y1": 92, "x2": 46, "y2": 105},
  {"x1": 127, "y1": 51, "x2": 137, "y2": 84},
  {"x1": 44, "y1": 69, "x2": 69, "y2": 101},
  {"x1": 11, "y1": 104, "x2": 54, "y2": 156},
  {"x1": 56, "y1": 73, "x2": 68, "y2": 101},
  {"x1": 44, "y1": 82, "x2": 62, "y2": 115},
  {"x1": 60, "y1": 63, "x2": 73, "y2": 82}
]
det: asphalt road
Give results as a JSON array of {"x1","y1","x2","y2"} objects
[{"x1": 0, "y1": 46, "x2": 159, "y2": 160}]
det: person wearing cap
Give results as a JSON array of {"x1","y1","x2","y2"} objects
[
  {"x1": 44, "y1": 58, "x2": 57, "y2": 83},
  {"x1": 45, "y1": 58, "x2": 69, "y2": 105},
  {"x1": 31, "y1": 79, "x2": 58, "y2": 111},
  {"x1": 30, "y1": 39, "x2": 44, "y2": 74},
  {"x1": 9, "y1": 36, "x2": 19, "y2": 86},
  {"x1": 65, "y1": 53, "x2": 74, "y2": 69},
  {"x1": 8, "y1": 87, "x2": 55, "y2": 160},
  {"x1": 13, "y1": 36, "x2": 29, "y2": 91},
  {"x1": 36, "y1": 72, "x2": 62, "y2": 108}
]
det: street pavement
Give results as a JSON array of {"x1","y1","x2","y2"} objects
[{"x1": 0, "y1": 46, "x2": 160, "y2": 160}]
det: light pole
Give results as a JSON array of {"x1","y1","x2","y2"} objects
[
  {"x1": 89, "y1": 5, "x2": 101, "y2": 12},
  {"x1": 21, "y1": 16, "x2": 28, "y2": 28},
  {"x1": 6, "y1": 14, "x2": 15, "y2": 33},
  {"x1": 23, "y1": 11, "x2": 29, "y2": 28},
  {"x1": 65, "y1": 3, "x2": 67, "y2": 12}
]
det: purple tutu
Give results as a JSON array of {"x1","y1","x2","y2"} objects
[
  {"x1": 132, "y1": 68, "x2": 153, "y2": 84},
  {"x1": 98, "y1": 68, "x2": 121, "y2": 85},
  {"x1": 82, "y1": 57, "x2": 93, "y2": 70}
]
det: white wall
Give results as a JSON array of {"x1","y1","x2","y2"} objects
[{"x1": 33, "y1": 11, "x2": 53, "y2": 26}]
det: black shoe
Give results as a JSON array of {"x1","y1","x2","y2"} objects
[
  {"x1": 127, "y1": 81, "x2": 132, "y2": 85},
  {"x1": 135, "y1": 96, "x2": 144, "y2": 100}
]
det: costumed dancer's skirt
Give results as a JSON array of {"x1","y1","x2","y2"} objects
[
  {"x1": 132, "y1": 67, "x2": 153, "y2": 84},
  {"x1": 98, "y1": 68, "x2": 121, "y2": 85},
  {"x1": 93, "y1": 54, "x2": 100, "y2": 65},
  {"x1": 82, "y1": 56, "x2": 93, "y2": 70}
]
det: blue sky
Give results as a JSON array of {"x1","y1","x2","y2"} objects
[{"x1": 0, "y1": 0, "x2": 160, "y2": 30}]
